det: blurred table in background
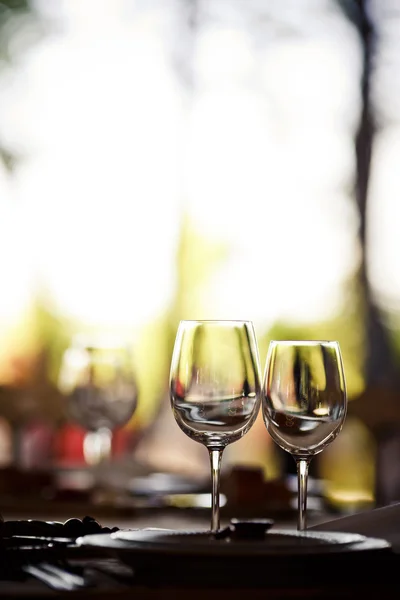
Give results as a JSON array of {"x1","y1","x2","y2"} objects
[{"x1": 0, "y1": 462, "x2": 338, "y2": 530}]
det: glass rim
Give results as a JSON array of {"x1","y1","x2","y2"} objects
[
  {"x1": 178, "y1": 319, "x2": 254, "y2": 325},
  {"x1": 269, "y1": 339, "x2": 340, "y2": 345}
]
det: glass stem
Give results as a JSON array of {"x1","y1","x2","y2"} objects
[
  {"x1": 295, "y1": 457, "x2": 311, "y2": 531},
  {"x1": 208, "y1": 448, "x2": 223, "y2": 533},
  {"x1": 83, "y1": 428, "x2": 112, "y2": 466}
]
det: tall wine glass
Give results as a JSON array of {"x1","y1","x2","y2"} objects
[
  {"x1": 262, "y1": 340, "x2": 347, "y2": 531},
  {"x1": 170, "y1": 320, "x2": 262, "y2": 533},
  {"x1": 59, "y1": 334, "x2": 138, "y2": 466}
]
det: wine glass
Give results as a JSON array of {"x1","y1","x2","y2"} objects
[
  {"x1": 169, "y1": 320, "x2": 262, "y2": 533},
  {"x1": 58, "y1": 334, "x2": 138, "y2": 466},
  {"x1": 262, "y1": 340, "x2": 347, "y2": 531}
]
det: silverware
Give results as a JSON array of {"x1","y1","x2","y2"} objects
[{"x1": 22, "y1": 562, "x2": 92, "y2": 591}]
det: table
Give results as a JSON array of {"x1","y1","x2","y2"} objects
[{"x1": 0, "y1": 508, "x2": 398, "y2": 599}]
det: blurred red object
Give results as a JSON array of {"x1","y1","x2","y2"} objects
[
  {"x1": 54, "y1": 423, "x2": 85, "y2": 466},
  {"x1": 54, "y1": 423, "x2": 134, "y2": 467}
]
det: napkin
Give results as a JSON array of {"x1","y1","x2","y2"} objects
[{"x1": 310, "y1": 502, "x2": 400, "y2": 552}]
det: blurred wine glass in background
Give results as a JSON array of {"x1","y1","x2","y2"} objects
[{"x1": 58, "y1": 334, "x2": 138, "y2": 467}]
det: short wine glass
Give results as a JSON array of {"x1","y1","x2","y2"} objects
[
  {"x1": 58, "y1": 334, "x2": 138, "y2": 466},
  {"x1": 262, "y1": 340, "x2": 347, "y2": 531},
  {"x1": 169, "y1": 320, "x2": 262, "y2": 533}
]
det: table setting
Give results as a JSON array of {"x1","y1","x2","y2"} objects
[{"x1": 0, "y1": 320, "x2": 399, "y2": 597}]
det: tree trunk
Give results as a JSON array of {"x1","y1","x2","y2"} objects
[{"x1": 355, "y1": 0, "x2": 398, "y2": 388}]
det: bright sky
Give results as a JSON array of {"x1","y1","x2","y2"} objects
[{"x1": 0, "y1": 0, "x2": 365, "y2": 334}]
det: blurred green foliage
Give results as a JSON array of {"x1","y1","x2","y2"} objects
[
  {"x1": 173, "y1": 215, "x2": 366, "y2": 401},
  {"x1": 260, "y1": 276, "x2": 366, "y2": 400}
]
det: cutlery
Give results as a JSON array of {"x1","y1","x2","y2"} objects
[{"x1": 22, "y1": 561, "x2": 92, "y2": 591}]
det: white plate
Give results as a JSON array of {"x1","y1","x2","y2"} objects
[{"x1": 77, "y1": 527, "x2": 391, "y2": 557}]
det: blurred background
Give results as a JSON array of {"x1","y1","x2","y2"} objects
[{"x1": 0, "y1": 0, "x2": 398, "y2": 520}]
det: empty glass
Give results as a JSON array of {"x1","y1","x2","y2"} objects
[
  {"x1": 262, "y1": 340, "x2": 347, "y2": 530},
  {"x1": 169, "y1": 320, "x2": 262, "y2": 533}
]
